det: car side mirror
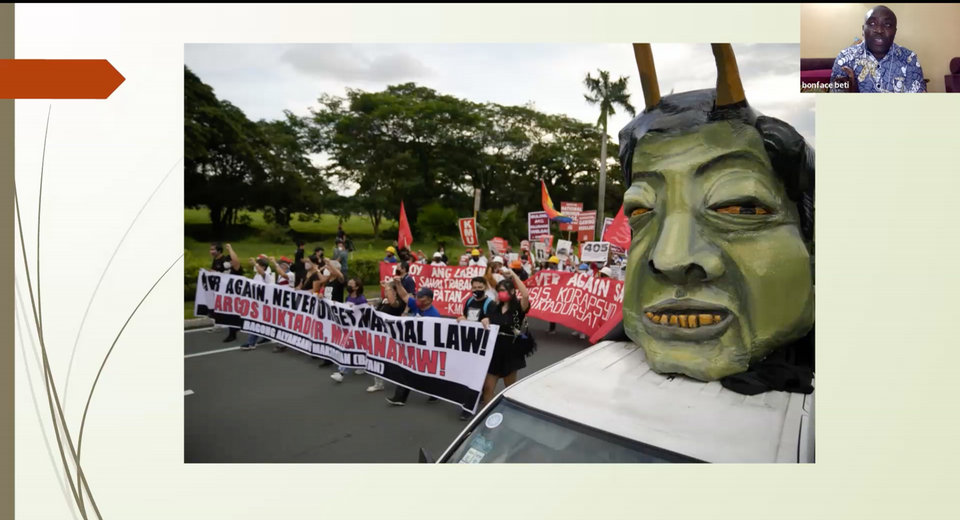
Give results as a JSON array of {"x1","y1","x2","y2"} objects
[{"x1": 418, "y1": 447, "x2": 435, "y2": 464}]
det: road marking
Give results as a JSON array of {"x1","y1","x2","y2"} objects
[
  {"x1": 184, "y1": 390, "x2": 194, "y2": 396},
  {"x1": 185, "y1": 346, "x2": 242, "y2": 359}
]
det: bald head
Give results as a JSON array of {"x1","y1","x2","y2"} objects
[{"x1": 863, "y1": 5, "x2": 897, "y2": 60}]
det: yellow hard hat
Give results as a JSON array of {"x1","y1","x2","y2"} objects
[
  {"x1": 471, "y1": 249, "x2": 480, "y2": 256},
  {"x1": 548, "y1": 256, "x2": 560, "y2": 264},
  {"x1": 386, "y1": 246, "x2": 397, "y2": 254}
]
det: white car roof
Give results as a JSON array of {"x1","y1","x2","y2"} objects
[{"x1": 503, "y1": 340, "x2": 810, "y2": 463}]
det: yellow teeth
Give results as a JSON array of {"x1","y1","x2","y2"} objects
[{"x1": 648, "y1": 312, "x2": 724, "y2": 327}]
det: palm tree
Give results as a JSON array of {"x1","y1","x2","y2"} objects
[{"x1": 583, "y1": 70, "x2": 636, "y2": 237}]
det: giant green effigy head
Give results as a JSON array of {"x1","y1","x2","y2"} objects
[{"x1": 618, "y1": 44, "x2": 815, "y2": 381}]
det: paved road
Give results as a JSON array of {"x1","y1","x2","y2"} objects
[{"x1": 184, "y1": 318, "x2": 590, "y2": 463}]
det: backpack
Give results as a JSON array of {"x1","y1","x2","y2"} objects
[{"x1": 464, "y1": 296, "x2": 492, "y2": 319}]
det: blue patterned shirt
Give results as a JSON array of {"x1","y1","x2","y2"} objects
[{"x1": 830, "y1": 42, "x2": 925, "y2": 93}]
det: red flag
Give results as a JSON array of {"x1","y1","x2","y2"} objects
[
  {"x1": 398, "y1": 201, "x2": 413, "y2": 249},
  {"x1": 603, "y1": 205, "x2": 632, "y2": 251}
]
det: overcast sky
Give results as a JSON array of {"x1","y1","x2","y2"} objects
[{"x1": 186, "y1": 43, "x2": 814, "y2": 194}]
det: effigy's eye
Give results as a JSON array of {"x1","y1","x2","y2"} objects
[
  {"x1": 630, "y1": 208, "x2": 650, "y2": 217},
  {"x1": 714, "y1": 205, "x2": 771, "y2": 215}
]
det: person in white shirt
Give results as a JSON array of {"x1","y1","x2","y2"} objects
[
  {"x1": 241, "y1": 258, "x2": 275, "y2": 350},
  {"x1": 467, "y1": 249, "x2": 488, "y2": 267},
  {"x1": 430, "y1": 252, "x2": 446, "y2": 267},
  {"x1": 489, "y1": 256, "x2": 506, "y2": 283}
]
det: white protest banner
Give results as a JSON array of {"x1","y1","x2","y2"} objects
[
  {"x1": 195, "y1": 270, "x2": 497, "y2": 413},
  {"x1": 487, "y1": 240, "x2": 500, "y2": 256},
  {"x1": 580, "y1": 241, "x2": 610, "y2": 263},
  {"x1": 459, "y1": 217, "x2": 479, "y2": 248},
  {"x1": 528, "y1": 211, "x2": 550, "y2": 241}
]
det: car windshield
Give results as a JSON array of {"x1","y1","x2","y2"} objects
[{"x1": 443, "y1": 399, "x2": 702, "y2": 463}]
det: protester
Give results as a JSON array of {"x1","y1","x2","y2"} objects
[
  {"x1": 456, "y1": 276, "x2": 494, "y2": 420},
  {"x1": 320, "y1": 259, "x2": 345, "y2": 301},
  {"x1": 241, "y1": 258, "x2": 275, "y2": 351},
  {"x1": 467, "y1": 249, "x2": 487, "y2": 267},
  {"x1": 436, "y1": 243, "x2": 449, "y2": 264},
  {"x1": 459, "y1": 249, "x2": 471, "y2": 266},
  {"x1": 545, "y1": 255, "x2": 560, "y2": 335},
  {"x1": 366, "y1": 280, "x2": 406, "y2": 393},
  {"x1": 386, "y1": 282, "x2": 442, "y2": 405},
  {"x1": 384, "y1": 246, "x2": 398, "y2": 264},
  {"x1": 479, "y1": 269, "x2": 532, "y2": 415},
  {"x1": 345, "y1": 278, "x2": 367, "y2": 306},
  {"x1": 599, "y1": 266, "x2": 613, "y2": 279},
  {"x1": 292, "y1": 240, "x2": 306, "y2": 283},
  {"x1": 337, "y1": 223, "x2": 346, "y2": 241},
  {"x1": 509, "y1": 259, "x2": 529, "y2": 281},
  {"x1": 297, "y1": 255, "x2": 323, "y2": 293},
  {"x1": 331, "y1": 238, "x2": 350, "y2": 303},
  {"x1": 489, "y1": 256, "x2": 507, "y2": 283},
  {"x1": 430, "y1": 252, "x2": 446, "y2": 267},
  {"x1": 414, "y1": 250, "x2": 430, "y2": 265},
  {"x1": 209, "y1": 242, "x2": 244, "y2": 342},
  {"x1": 395, "y1": 262, "x2": 417, "y2": 297},
  {"x1": 520, "y1": 250, "x2": 534, "y2": 276}
]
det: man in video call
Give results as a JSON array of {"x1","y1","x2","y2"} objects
[{"x1": 830, "y1": 5, "x2": 925, "y2": 93}]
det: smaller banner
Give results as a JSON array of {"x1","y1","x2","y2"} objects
[
  {"x1": 601, "y1": 217, "x2": 615, "y2": 240},
  {"x1": 493, "y1": 237, "x2": 508, "y2": 254},
  {"x1": 487, "y1": 240, "x2": 500, "y2": 256},
  {"x1": 459, "y1": 217, "x2": 479, "y2": 248},
  {"x1": 559, "y1": 202, "x2": 583, "y2": 232},
  {"x1": 520, "y1": 240, "x2": 530, "y2": 251},
  {"x1": 580, "y1": 241, "x2": 610, "y2": 263},
  {"x1": 528, "y1": 211, "x2": 550, "y2": 241},
  {"x1": 556, "y1": 239, "x2": 572, "y2": 259},
  {"x1": 534, "y1": 242, "x2": 548, "y2": 262}
]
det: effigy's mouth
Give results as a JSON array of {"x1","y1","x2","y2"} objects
[{"x1": 641, "y1": 299, "x2": 734, "y2": 341}]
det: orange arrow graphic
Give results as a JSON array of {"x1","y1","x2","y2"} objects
[{"x1": 0, "y1": 60, "x2": 125, "y2": 99}]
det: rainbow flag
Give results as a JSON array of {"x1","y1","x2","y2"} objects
[{"x1": 541, "y1": 180, "x2": 572, "y2": 223}]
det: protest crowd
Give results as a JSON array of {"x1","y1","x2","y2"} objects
[{"x1": 203, "y1": 209, "x2": 628, "y2": 422}]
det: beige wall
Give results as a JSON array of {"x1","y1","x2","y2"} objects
[{"x1": 800, "y1": 3, "x2": 960, "y2": 92}]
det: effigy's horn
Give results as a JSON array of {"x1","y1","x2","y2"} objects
[
  {"x1": 633, "y1": 44, "x2": 661, "y2": 111},
  {"x1": 712, "y1": 43, "x2": 746, "y2": 106}
]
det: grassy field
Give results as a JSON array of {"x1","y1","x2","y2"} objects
[{"x1": 184, "y1": 208, "x2": 397, "y2": 238}]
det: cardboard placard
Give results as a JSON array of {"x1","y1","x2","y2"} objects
[
  {"x1": 580, "y1": 241, "x2": 610, "y2": 263},
  {"x1": 459, "y1": 217, "x2": 479, "y2": 247},
  {"x1": 528, "y1": 211, "x2": 550, "y2": 241}
]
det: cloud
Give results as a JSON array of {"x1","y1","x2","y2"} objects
[{"x1": 279, "y1": 44, "x2": 433, "y2": 82}]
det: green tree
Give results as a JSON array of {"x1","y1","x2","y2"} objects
[{"x1": 583, "y1": 70, "x2": 636, "y2": 236}]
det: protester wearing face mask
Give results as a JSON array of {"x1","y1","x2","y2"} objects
[
  {"x1": 430, "y1": 252, "x2": 446, "y2": 267},
  {"x1": 240, "y1": 258, "x2": 275, "y2": 351},
  {"x1": 395, "y1": 262, "x2": 417, "y2": 297},
  {"x1": 467, "y1": 249, "x2": 487, "y2": 267},
  {"x1": 459, "y1": 249, "x2": 471, "y2": 267},
  {"x1": 489, "y1": 256, "x2": 506, "y2": 283},
  {"x1": 209, "y1": 242, "x2": 244, "y2": 343},
  {"x1": 385, "y1": 282, "x2": 441, "y2": 406},
  {"x1": 599, "y1": 266, "x2": 613, "y2": 279},
  {"x1": 267, "y1": 256, "x2": 295, "y2": 287},
  {"x1": 455, "y1": 276, "x2": 494, "y2": 420},
  {"x1": 478, "y1": 270, "x2": 532, "y2": 415},
  {"x1": 319, "y1": 259, "x2": 345, "y2": 301},
  {"x1": 520, "y1": 250, "x2": 533, "y2": 276},
  {"x1": 436, "y1": 244, "x2": 448, "y2": 264},
  {"x1": 297, "y1": 255, "x2": 323, "y2": 294},
  {"x1": 330, "y1": 277, "x2": 369, "y2": 383},
  {"x1": 366, "y1": 280, "x2": 405, "y2": 393},
  {"x1": 292, "y1": 240, "x2": 306, "y2": 282}
]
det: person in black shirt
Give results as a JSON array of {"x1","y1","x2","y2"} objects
[
  {"x1": 366, "y1": 281, "x2": 406, "y2": 393},
  {"x1": 209, "y1": 243, "x2": 244, "y2": 342},
  {"x1": 456, "y1": 277, "x2": 493, "y2": 420},
  {"x1": 292, "y1": 240, "x2": 306, "y2": 284},
  {"x1": 483, "y1": 270, "x2": 531, "y2": 405}
]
